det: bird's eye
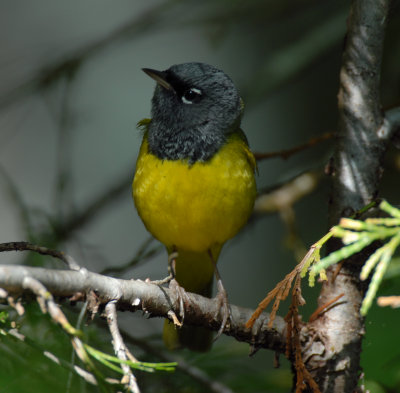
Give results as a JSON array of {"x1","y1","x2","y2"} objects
[{"x1": 181, "y1": 88, "x2": 202, "y2": 104}]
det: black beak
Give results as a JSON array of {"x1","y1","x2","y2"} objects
[{"x1": 142, "y1": 68, "x2": 172, "y2": 91}]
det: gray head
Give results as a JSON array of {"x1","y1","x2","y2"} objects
[{"x1": 143, "y1": 62, "x2": 242, "y2": 162}]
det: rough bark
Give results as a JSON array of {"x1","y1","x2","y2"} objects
[
  {"x1": 303, "y1": 1, "x2": 392, "y2": 392},
  {"x1": 0, "y1": 264, "x2": 286, "y2": 353}
]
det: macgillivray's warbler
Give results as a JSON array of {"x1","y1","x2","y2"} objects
[{"x1": 133, "y1": 62, "x2": 257, "y2": 351}]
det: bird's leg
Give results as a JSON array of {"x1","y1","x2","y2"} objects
[
  {"x1": 151, "y1": 250, "x2": 188, "y2": 323},
  {"x1": 150, "y1": 250, "x2": 178, "y2": 285},
  {"x1": 166, "y1": 249, "x2": 190, "y2": 324},
  {"x1": 168, "y1": 250, "x2": 179, "y2": 277},
  {"x1": 208, "y1": 249, "x2": 231, "y2": 340}
]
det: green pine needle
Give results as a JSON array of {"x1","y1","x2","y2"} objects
[
  {"x1": 85, "y1": 344, "x2": 177, "y2": 373},
  {"x1": 309, "y1": 200, "x2": 400, "y2": 316}
]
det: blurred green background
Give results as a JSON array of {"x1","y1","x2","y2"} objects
[{"x1": 0, "y1": 1, "x2": 400, "y2": 392}]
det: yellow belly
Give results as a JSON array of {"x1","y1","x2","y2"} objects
[{"x1": 133, "y1": 132, "x2": 256, "y2": 253}]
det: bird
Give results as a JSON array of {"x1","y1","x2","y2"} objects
[{"x1": 132, "y1": 62, "x2": 257, "y2": 351}]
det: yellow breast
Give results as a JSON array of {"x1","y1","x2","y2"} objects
[{"x1": 133, "y1": 131, "x2": 257, "y2": 253}]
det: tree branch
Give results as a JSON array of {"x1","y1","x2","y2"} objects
[
  {"x1": 304, "y1": 1, "x2": 391, "y2": 392},
  {"x1": 105, "y1": 300, "x2": 140, "y2": 393},
  {"x1": 331, "y1": 0, "x2": 389, "y2": 224},
  {"x1": 0, "y1": 264, "x2": 286, "y2": 353},
  {"x1": 0, "y1": 241, "x2": 80, "y2": 270}
]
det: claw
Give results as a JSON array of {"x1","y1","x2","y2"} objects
[
  {"x1": 150, "y1": 274, "x2": 173, "y2": 286},
  {"x1": 156, "y1": 250, "x2": 191, "y2": 325},
  {"x1": 207, "y1": 249, "x2": 231, "y2": 340},
  {"x1": 167, "y1": 309, "x2": 182, "y2": 327},
  {"x1": 214, "y1": 278, "x2": 231, "y2": 340},
  {"x1": 169, "y1": 278, "x2": 191, "y2": 324},
  {"x1": 168, "y1": 251, "x2": 179, "y2": 268}
]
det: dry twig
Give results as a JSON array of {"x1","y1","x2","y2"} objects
[
  {"x1": 0, "y1": 241, "x2": 80, "y2": 270},
  {"x1": 0, "y1": 261, "x2": 286, "y2": 352},
  {"x1": 105, "y1": 300, "x2": 140, "y2": 393},
  {"x1": 254, "y1": 133, "x2": 333, "y2": 161}
]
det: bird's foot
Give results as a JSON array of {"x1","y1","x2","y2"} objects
[
  {"x1": 150, "y1": 274, "x2": 173, "y2": 286},
  {"x1": 214, "y1": 278, "x2": 231, "y2": 341},
  {"x1": 149, "y1": 251, "x2": 179, "y2": 286},
  {"x1": 169, "y1": 278, "x2": 191, "y2": 325}
]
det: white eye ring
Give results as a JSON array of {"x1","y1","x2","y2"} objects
[{"x1": 181, "y1": 88, "x2": 202, "y2": 104}]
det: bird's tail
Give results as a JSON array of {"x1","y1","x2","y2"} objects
[{"x1": 163, "y1": 246, "x2": 221, "y2": 351}]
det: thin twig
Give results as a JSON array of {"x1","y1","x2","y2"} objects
[
  {"x1": 120, "y1": 328, "x2": 235, "y2": 393},
  {"x1": 66, "y1": 300, "x2": 89, "y2": 393},
  {"x1": 254, "y1": 133, "x2": 333, "y2": 161},
  {"x1": 0, "y1": 165, "x2": 34, "y2": 239},
  {"x1": 377, "y1": 296, "x2": 400, "y2": 308},
  {"x1": 253, "y1": 171, "x2": 320, "y2": 215},
  {"x1": 19, "y1": 276, "x2": 112, "y2": 389},
  {"x1": 22, "y1": 276, "x2": 81, "y2": 336},
  {"x1": 0, "y1": 241, "x2": 80, "y2": 270},
  {"x1": 53, "y1": 171, "x2": 132, "y2": 242},
  {"x1": 101, "y1": 237, "x2": 162, "y2": 277},
  {"x1": 0, "y1": 0, "x2": 180, "y2": 111},
  {"x1": 105, "y1": 300, "x2": 140, "y2": 393},
  {"x1": 7, "y1": 328, "x2": 98, "y2": 386},
  {"x1": 308, "y1": 293, "x2": 344, "y2": 323}
]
